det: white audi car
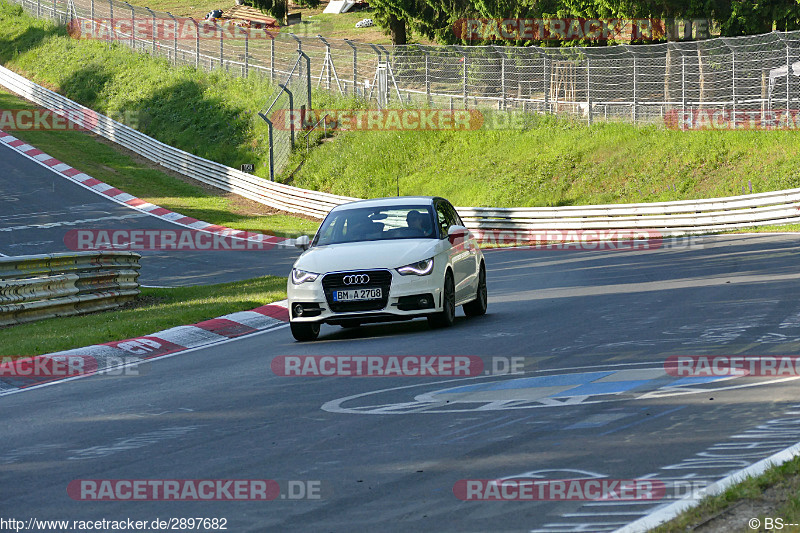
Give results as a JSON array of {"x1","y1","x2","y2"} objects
[{"x1": 287, "y1": 196, "x2": 487, "y2": 341}]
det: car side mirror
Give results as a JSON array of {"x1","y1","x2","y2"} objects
[
  {"x1": 294, "y1": 235, "x2": 310, "y2": 251},
  {"x1": 447, "y1": 225, "x2": 469, "y2": 245}
]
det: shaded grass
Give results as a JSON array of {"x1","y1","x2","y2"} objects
[{"x1": 0, "y1": 275, "x2": 286, "y2": 357}]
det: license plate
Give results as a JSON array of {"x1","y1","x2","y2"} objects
[{"x1": 333, "y1": 288, "x2": 382, "y2": 302}]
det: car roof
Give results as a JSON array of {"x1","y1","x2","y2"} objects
[{"x1": 330, "y1": 196, "x2": 440, "y2": 211}]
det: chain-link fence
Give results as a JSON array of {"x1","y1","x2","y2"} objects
[{"x1": 11, "y1": 0, "x2": 800, "y2": 170}]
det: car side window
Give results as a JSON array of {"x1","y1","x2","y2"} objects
[
  {"x1": 435, "y1": 203, "x2": 449, "y2": 238},
  {"x1": 444, "y1": 202, "x2": 462, "y2": 228}
]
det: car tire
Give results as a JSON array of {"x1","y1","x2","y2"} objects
[
  {"x1": 428, "y1": 271, "x2": 455, "y2": 328},
  {"x1": 291, "y1": 321, "x2": 320, "y2": 341},
  {"x1": 463, "y1": 262, "x2": 487, "y2": 317}
]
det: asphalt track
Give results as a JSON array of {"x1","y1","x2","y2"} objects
[
  {"x1": 0, "y1": 142, "x2": 300, "y2": 286},
  {"x1": 4, "y1": 232, "x2": 800, "y2": 532}
]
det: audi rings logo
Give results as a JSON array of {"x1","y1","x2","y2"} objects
[{"x1": 343, "y1": 274, "x2": 370, "y2": 285}]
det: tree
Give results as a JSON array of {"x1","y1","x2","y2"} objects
[{"x1": 246, "y1": 0, "x2": 320, "y2": 24}]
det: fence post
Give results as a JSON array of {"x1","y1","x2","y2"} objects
[
  {"x1": 258, "y1": 113, "x2": 275, "y2": 181},
  {"x1": 167, "y1": 12, "x2": 177, "y2": 65},
  {"x1": 787, "y1": 40, "x2": 791, "y2": 115},
  {"x1": 90, "y1": 0, "x2": 93, "y2": 23},
  {"x1": 270, "y1": 33, "x2": 275, "y2": 83},
  {"x1": 318, "y1": 35, "x2": 331, "y2": 90},
  {"x1": 587, "y1": 57, "x2": 592, "y2": 125},
  {"x1": 108, "y1": 0, "x2": 112, "y2": 41},
  {"x1": 189, "y1": 17, "x2": 198, "y2": 68},
  {"x1": 143, "y1": 6, "x2": 156, "y2": 54},
  {"x1": 543, "y1": 52, "x2": 549, "y2": 114},
  {"x1": 51, "y1": 0, "x2": 55, "y2": 20},
  {"x1": 344, "y1": 39, "x2": 357, "y2": 97},
  {"x1": 422, "y1": 46, "x2": 431, "y2": 107},
  {"x1": 244, "y1": 26, "x2": 249, "y2": 77},
  {"x1": 219, "y1": 21, "x2": 224, "y2": 69},
  {"x1": 632, "y1": 55, "x2": 638, "y2": 124},
  {"x1": 492, "y1": 46, "x2": 505, "y2": 110},
  {"x1": 681, "y1": 53, "x2": 686, "y2": 111},
  {"x1": 279, "y1": 84, "x2": 294, "y2": 148},
  {"x1": 299, "y1": 50, "x2": 312, "y2": 109},
  {"x1": 123, "y1": 2, "x2": 133, "y2": 49}
]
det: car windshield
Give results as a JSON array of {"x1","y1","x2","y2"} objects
[{"x1": 313, "y1": 205, "x2": 437, "y2": 246}]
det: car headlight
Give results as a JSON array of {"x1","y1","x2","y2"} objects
[
  {"x1": 291, "y1": 268, "x2": 319, "y2": 284},
  {"x1": 396, "y1": 258, "x2": 434, "y2": 276}
]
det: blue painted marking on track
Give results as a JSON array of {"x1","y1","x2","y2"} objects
[
  {"x1": 550, "y1": 379, "x2": 652, "y2": 397},
  {"x1": 670, "y1": 375, "x2": 730, "y2": 386},
  {"x1": 433, "y1": 371, "x2": 615, "y2": 395}
]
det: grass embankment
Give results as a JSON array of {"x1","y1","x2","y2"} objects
[
  {"x1": 0, "y1": 276, "x2": 287, "y2": 357},
  {"x1": 292, "y1": 115, "x2": 800, "y2": 207},
  {"x1": 0, "y1": 0, "x2": 357, "y2": 185},
  {"x1": 3, "y1": 0, "x2": 799, "y2": 210},
  {"x1": 654, "y1": 456, "x2": 800, "y2": 531}
]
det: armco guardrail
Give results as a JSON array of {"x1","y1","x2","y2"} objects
[
  {"x1": 2, "y1": 65, "x2": 800, "y2": 234},
  {"x1": 0, "y1": 251, "x2": 141, "y2": 326}
]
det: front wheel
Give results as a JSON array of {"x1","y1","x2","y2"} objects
[
  {"x1": 428, "y1": 271, "x2": 456, "y2": 328},
  {"x1": 463, "y1": 263, "x2": 487, "y2": 317},
  {"x1": 291, "y1": 321, "x2": 320, "y2": 341}
]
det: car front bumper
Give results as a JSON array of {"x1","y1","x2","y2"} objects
[{"x1": 288, "y1": 269, "x2": 443, "y2": 324}]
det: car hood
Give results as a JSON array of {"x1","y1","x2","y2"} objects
[{"x1": 295, "y1": 239, "x2": 440, "y2": 273}]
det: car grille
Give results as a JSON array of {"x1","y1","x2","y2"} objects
[{"x1": 322, "y1": 270, "x2": 392, "y2": 312}]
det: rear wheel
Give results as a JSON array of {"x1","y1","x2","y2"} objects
[
  {"x1": 428, "y1": 271, "x2": 456, "y2": 328},
  {"x1": 463, "y1": 263, "x2": 487, "y2": 317},
  {"x1": 291, "y1": 321, "x2": 320, "y2": 341}
]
